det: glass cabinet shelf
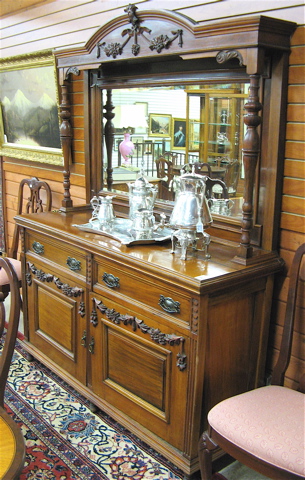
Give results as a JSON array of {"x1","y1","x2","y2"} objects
[{"x1": 186, "y1": 86, "x2": 248, "y2": 165}]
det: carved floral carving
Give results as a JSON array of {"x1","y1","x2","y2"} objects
[
  {"x1": 97, "y1": 4, "x2": 183, "y2": 59},
  {"x1": 92, "y1": 297, "x2": 187, "y2": 370},
  {"x1": 26, "y1": 262, "x2": 84, "y2": 299}
]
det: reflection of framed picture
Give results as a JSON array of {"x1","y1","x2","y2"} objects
[
  {"x1": 114, "y1": 137, "x2": 122, "y2": 151},
  {"x1": 189, "y1": 120, "x2": 200, "y2": 151},
  {"x1": 144, "y1": 140, "x2": 153, "y2": 154},
  {"x1": 149, "y1": 114, "x2": 171, "y2": 137},
  {"x1": 172, "y1": 118, "x2": 186, "y2": 150},
  {"x1": 132, "y1": 136, "x2": 144, "y2": 157},
  {"x1": 0, "y1": 50, "x2": 63, "y2": 165}
]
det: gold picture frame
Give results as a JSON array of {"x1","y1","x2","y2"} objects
[
  {"x1": 148, "y1": 114, "x2": 171, "y2": 137},
  {"x1": 0, "y1": 50, "x2": 63, "y2": 165},
  {"x1": 172, "y1": 118, "x2": 186, "y2": 150}
]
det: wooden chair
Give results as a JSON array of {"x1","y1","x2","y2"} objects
[
  {"x1": 155, "y1": 154, "x2": 176, "y2": 200},
  {"x1": 180, "y1": 162, "x2": 212, "y2": 177},
  {"x1": 204, "y1": 177, "x2": 229, "y2": 200},
  {"x1": 0, "y1": 177, "x2": 52, "y2": 333},
  {"x1": 198, "y1": 243, "x2": 305, "y2": 480},
  {"x1": 0, "y1": 257, "x2": 25, "y2": 479},
  {"x1": 223, "y1": 160, "x2": 240, "y2": 196}
]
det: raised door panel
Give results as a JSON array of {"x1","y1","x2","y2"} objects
[
  {"x1": 25, "y1": 258, "x2": 87, "y2": 384},
  {"x1": 203, "y1": 278, "x2": 270, "y2": 419},
  {"x1": 89, "y1": 293, "x2": 189, "y2": 450}
]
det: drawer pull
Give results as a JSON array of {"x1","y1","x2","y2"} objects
[
  {"x1": 67, "y1": 256, "x2": 81, "y2": 271},
  {"x1": 81, "y1": 330, "x2": 87, "y2": 347},
  {"x1": 102, "y1": 272, "x2": 120, "y2": 288},
  {"x1": 32, "y1": 241, "x2": 44, "y2": 255},
  {"x1": 88, "y1": 337, "x2": 95, "y2": 354},
  {"x1": 159, "y1": 295, "x2": 180, "y2": 314}
]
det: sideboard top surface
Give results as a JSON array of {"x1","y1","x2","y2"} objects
[{"x1": 16, "y1": 211, "x2": 283, "y2": 292}]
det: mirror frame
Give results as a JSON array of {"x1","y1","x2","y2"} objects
[{"x1": 55, "y1": 5, "x2": 296, "y2": 263}]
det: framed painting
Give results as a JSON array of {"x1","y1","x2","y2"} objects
[
  {"x1": 131, "y1": 136, "x2": 144, "y2": 157},
  {"x1": 148, "y1": 114, "x2": 171, "y2": 137},
  {"x1": 172, "y1": 118, "x2": 186, "y2": 150},
  {"x1": 0, "y1": 50, "x2": 63, "y2": 165},
  {"x1": 188, "y1": 120, "x2": 201, "y2": 151}
]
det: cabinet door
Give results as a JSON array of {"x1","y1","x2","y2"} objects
[
  {"x1": 25, "y1": 258, "x2": 87, "y2": 384},
  {"x1": 89, "y1": 292, "x2": 189, "y2": 451}
]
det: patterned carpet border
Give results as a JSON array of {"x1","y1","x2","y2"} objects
[{"x1": 5, "y1": 338, "x2": 185, "y2": 480}]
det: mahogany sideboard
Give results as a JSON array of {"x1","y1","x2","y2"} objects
[{"x1": 16, "y1": 209, "x2": 283, "y2": 478}]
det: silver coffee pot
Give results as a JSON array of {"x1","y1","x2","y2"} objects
[{"x1": 128, "y1": 174, "x2": 157, "y2": 220}]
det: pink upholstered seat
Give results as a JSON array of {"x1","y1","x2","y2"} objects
[
  {"x1": 198, "y1": 243, "x2": 305, "y2": 480},
  {"x1": 0, "y1": 259, "x2": 22, "y2": 285},
  {"x1": 208, "y1": 385, "x2": 305, "y2": 477}
]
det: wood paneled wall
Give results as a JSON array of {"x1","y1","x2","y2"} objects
[
  {"x1": 267, "y1": 24, "x2": 305, "y2": 389},
  {"x1": 1, "y1": 0, "x2": 304, "y2": 389}
]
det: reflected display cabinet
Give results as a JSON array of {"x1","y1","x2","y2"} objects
[
  {"x1": 186, "y1": 87, "x2": 247, "y2": 165},
  {"x1": 16, "y1": 5, "x2": 296, "y2": 479}
]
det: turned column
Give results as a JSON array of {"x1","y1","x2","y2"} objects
[
  {"x1": 103, "y1": 89, "x2": 115, "y2": 191},
  {"x1": 59, "y1": 66, "x2": 80, "y2": 211},
  {"x1": 235, "y1": 74, "x2": 262, "y2": 263}
]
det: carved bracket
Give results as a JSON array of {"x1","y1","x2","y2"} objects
[
  {"x1": 91, "y1": 297, "x2": 187, "y2": 370},
  {"x1": 97, "y1": 4, "x2": 183, "y2": 59},
  {"x1": 216, "y1": 49, "x2": 244, "y2": 66}
]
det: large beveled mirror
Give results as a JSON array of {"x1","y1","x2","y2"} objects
[{"x1": 102, "y1": 82, "x2": 249, "y2": 220}]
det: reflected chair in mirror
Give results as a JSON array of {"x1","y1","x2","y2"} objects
[
  {"x1": 205, "y1": 178, "x2": 229, "y2": 200},
  {"x1": 211, "y1": 160, "x2": 240, "y2": 198},
  {"x1": 198, "y1": 242, "x2": 305, "y2": 480},
  {"x1": 0, "y1": 257, "x2": 25, "y2": 479},
  {"x1": 181, "y1": 162, "x2": 212, "y2": 177},
  {"x1": 213, "y1": 160, "x2": 240, "y2": 197},
  {"x1": 155, "y1": 154, "x2": 176, "y2": 201},
  {"x1": 0, "y1": 177, "x2": 52, "y2": 333}
]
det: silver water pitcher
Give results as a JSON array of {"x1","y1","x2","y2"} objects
[
  {"x1": 170, "y1": 167, "x2": 212, "y2": 260},
  {"x1": 169, "y1": 168, "x2": 212, "y2": 231}
]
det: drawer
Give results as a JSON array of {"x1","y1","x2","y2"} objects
[
  {"x1": 93, "y1": 257, "x2": 193, "y2": 323},
  {"x1": 25, "y1": 231, "x2": 87, "y2": 278}
]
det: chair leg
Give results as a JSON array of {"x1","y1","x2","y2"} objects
[
  {"x1": 198, "y1": 432, "x2": 218, "y2": 480},
  {"x1": 0, "y1": 296, "x2": 6, "y2": 336}
]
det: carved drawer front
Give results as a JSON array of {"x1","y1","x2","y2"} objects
[
  {"x1": 93, "y1": 257, "x2": 192, "y2": 322},
  {"x1": 89, "y1": 293, "x2": 189, "y2": 450},
  {"x1": 26, "y1": 232, "x2": 86, "y2": 278},
  {"x1": 25, "y1": 259, "x2": 87, "y2": 383}
]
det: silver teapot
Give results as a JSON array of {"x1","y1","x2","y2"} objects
[
  {"x1": 170, "y1": 167, "x2": 212, "y2": 232},
  {"x1": 128, "y1": 174, "x2": 157, "y2": 220}
]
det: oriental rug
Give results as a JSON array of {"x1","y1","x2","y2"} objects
[{"x1": 4, "y1": 338, "x2": 186, "y2": 480}]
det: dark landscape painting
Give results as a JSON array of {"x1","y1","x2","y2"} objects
[{"x1": 0, "y1": 65, "x2": 61, "y2": 149}]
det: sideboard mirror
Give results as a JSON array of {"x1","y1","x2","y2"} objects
[
  {"x1": 55, "y1": 5, "x2": 296, "y2": 263},
  {"x1": 101, "y1": 83, "x2": 248, "y2": 220}
]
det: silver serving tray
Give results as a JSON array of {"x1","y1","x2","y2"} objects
[{"x1": 72, "y1": 218, "x2": 173, "y2": 245}]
